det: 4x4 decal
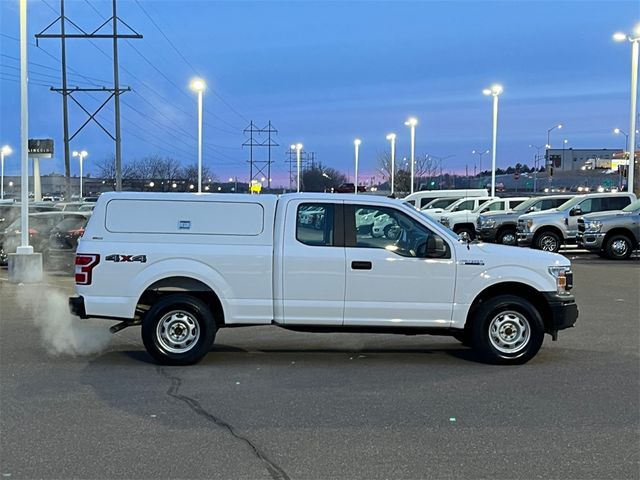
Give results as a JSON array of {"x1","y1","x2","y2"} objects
[{"x1": 105, "y1": 254, "x2": 147, "y2": 263}]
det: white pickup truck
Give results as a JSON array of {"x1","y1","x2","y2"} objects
[{"x1": 69, "y1": 192, "x2": 578, "y2": 365}]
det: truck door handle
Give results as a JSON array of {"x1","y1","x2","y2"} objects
[{"x1": 351, "y1": 261, "x2": 372, "y2": 270}]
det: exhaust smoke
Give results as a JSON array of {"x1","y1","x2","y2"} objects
[{"x1": 16, "y1": 285, "x2": 112, "y2": 356}]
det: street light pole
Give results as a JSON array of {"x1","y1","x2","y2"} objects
[
  {"x1": 18, "y1": 0, "x2": 30, "y2": 253},
  {"x1": 291, "y1": 143, "x2": 303, "y2": 192},
  {"x1": 614, "y1": 25, "x2": 640, "y2": 194},
  {"x1": 1, "y1": 145, "x2": 12, "y2": 200},
  {"x1": 354, "y1": 138, "x2": 361, "y2": 194},
  {"x1": 386, "y1": 133, "x2": 396, "y2": 196},
  {"x1": 73, "y1": 150, "x2": 88, "y2": 199},
  {"x1": 529, "y1": 144, "x2": 544, "y2": 193},
  {"x1": 483, "y1": 85, "x2": 503, "y2": 197},
  {"x1": 614, "y1": 128, "x2": 629, "y2": 153},
  {"x1": 404, "y1": 117, "x2": 418, "y2": 194},
  {"x1": 190, "y1": 78, "x2": 206, "y2": 193},
  {"x1": 472, "y1": 149, "x2": 489, "y2": 177}
]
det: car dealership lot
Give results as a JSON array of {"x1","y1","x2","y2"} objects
[{"x1": 0, "y1": 254, "x2": 638, "y2": 480}]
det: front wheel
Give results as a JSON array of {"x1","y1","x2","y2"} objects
[
  {"x1": 604, "y1": 234, "x2": 634, "y2": 260},
  {"x1": 497, "y1": 228, "x2": 517, "y2": 246},
  {"x1": 470, "y1": 295, "x2": 545, "y2": 365},
  {"x1": 142, "y1": 294, "x2": 217, "y2": 365},
  {"x1": 535, "y1": 231, "x2": 561, "y2": 252}
]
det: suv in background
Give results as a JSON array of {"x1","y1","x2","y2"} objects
[
  {"x1": 576, "y1": 199, "x2": 640, "y2": 259},
  {"x1": 517, "y1": 192, "x2": 636, "y2": 252},
  {"x1": 440, "y1": 197, "x2": 529, "y2": 239},
  {"x1": 477, "y1": 195, "x2": 573, "y2": 245}
]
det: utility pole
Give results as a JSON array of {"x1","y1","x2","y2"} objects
[
  {"x1": 243, "y1": 121, "x2": 278, "y2": 189},
  {"x1": 36, "y1": 0, "x2": 142, "y2": 194}
]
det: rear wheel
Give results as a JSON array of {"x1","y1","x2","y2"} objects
[
  {"x1": 535, "y1": 231, "x2": 561, "y2": 252},
  {"x1": 604, "y1": 234, "x2": 634, "y2": 260},
  {"x1": 470, "y1": 295, "x2": 545, "y2": 365},
  {"x1": 497, "y1": 228, "x2": 517, "y2": 246},
  {"x1": 142, "y1": 294, "x2": 217, "y2": 365}
]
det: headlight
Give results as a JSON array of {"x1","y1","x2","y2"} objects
[
  {"x1": 584, "y1": 221, "x2": 602, "y2": 233},
  {"x1": 480, "y1": 218, "x2": 496, "y2": 228},
  {"x1": 548, "y1": 266, "x2": 572, "y2": 295},
  {"x1": 526, "y1": 219, "x2": 534, "y2": 229},
  {"x1": 440, "y1": 216, "x2": 450, "y2": 227}
]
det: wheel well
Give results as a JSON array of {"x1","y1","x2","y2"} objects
[
  {"x1": 454, "y1": 223, "x2": 475, "y2": 233},
  {"x1": 604, "y1": 228, "x2": 637, "y2": 248},
  {"x1": 137, "y1": 276, "x2": 225, "y2": 326},
  {"x1": 466, "y1": 282, "x2": 552, "y2": 333},
  {"x1": 533, "y1": 226, "x2": 564, "y2": 243},
  {"x1": 496, "y1": 224, "x2": 516, "y2": 235}
]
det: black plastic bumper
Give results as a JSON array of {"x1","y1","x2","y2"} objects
[
  {"x1": 69, "y1": 296, "x2": 88, "y2": 319},
  {"x1": 478, "y1": 227, "x2": 497, "y2": 242},
  {"x1": 542, "y1": 292, "x2": 578, "y2": 331}
]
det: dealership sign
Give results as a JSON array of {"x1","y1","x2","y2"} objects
[{"x1": 28, "y1": 139, "x2": 54, "y2": 158}]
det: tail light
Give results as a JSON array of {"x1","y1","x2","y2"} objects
[{"x1": 75, "y1": 254, "x2": 100, "y2": 285}]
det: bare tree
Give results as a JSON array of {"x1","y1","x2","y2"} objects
[
  {"x1": 180, "y1": 163, "x2": 215, "y2": 188},
  {"x1": 301, "y1": 163, "x2": 347, "y2": 192}
]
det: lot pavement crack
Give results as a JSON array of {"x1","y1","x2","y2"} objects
[{"x1": 157, "y1": 367, "x2": 290, "y2": 480}]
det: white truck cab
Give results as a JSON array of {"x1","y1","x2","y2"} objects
[
  {"x1": 404, "y1": 189, "x2": 488, "y2": 209},
  {"x1": 70, "y1": 192, "x2": 577, "y2": 365},
  {"x1": 440, "y1": 197, "x2": 530, "y2": 239}
]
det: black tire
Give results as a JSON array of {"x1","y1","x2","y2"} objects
[
  {"x1": 453, "y1": 331, "x2": 472, "y2": 347},
  {"x1": 455, "y1": 226, "x2": 476, "y2": 241},
  {"x1": 604, "y1": 234, "x2": 634, "y2": 260},
  {"x1": 470, "y1": 295, "x2": 545, "y2": 365},
  {"x1": 497, "y1": 228, "x2": 517, "y2": 246},
  {"x1": 142, "y1": 294, "x2": 217, "y2": 365},
  {"x1": 535, "y1": 231, "x2": 561, "y2": 253}
]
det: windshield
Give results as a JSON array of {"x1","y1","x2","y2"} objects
[
  {"x1": 512, "y1": 197, "x2": 540, "y2": 212},
  {"x1": 444, "y1": 198, "x2": 471, "y2": 212},
  {"x1": 471, "y1": 199, "x2": 496, "y2": 213},
  {"x1": 422, "y1": 198, "x2": 458, "y2": 210},
  {"x1": 556, "y1": 196, "x2": 583, "y2": 211},
  {"x1": 416, "y1": 211, "x2": 460, "y2": 240},
  {"x1": 622, "y1": 199, "x2": 640, "y2": 212}
]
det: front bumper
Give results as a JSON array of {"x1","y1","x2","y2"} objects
[
  {"x1": 69, "y1": 295, "x2": 88, "y2": 319},
  {"x1": 542, "y1": 292, "x2": 578, "y2": 331},
  {"x1": 576, "y1": 231, "x2": 605, "y2": 250},
  {"x1": 477, "y1": 226, "x2": 498, "y2": 242},
  {"x1": 517, "y1": 231, "x2": 534, "y2": 247}
]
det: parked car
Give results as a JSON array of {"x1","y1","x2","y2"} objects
[
  {"x1": 70, "y1": 192, "x2": 578, "y2": 366},
  {"x1": 476, "y1": 195, "x2": 573, "y2": 245},
  {"x1": 421, "y1": 196, "x2": 496, "y2": 219},
  {"x1": 404, "y1": 189, "x2": 488, "y2": 209},
  {"x1": 0, "y1": 212, "x2": 69, "y2": 264},
  {"x1": 47, "y1": 213, "x2": 92, "y2": 270},
  {"x1": 576, "y1": 199, "x2": 640, "y2": 259},
  {"x1": 517, "y1": 192, "x2": 636, "y2": 252},
  {"x1": 440, "y1": 197, "x2": 529, "y2": 239},
  {"x1": 334, "y1": 183, "x2": 366, "y2": 193}
]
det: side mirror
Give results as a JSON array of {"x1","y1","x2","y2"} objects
[
  {"x1": 527, "y1": 206, "x2": 536, "y2": 213},
  {"x1": 458, "y1": 231, "x2": 471, "y2": 243},
  {"x1": 426, "y1": 235, "x2": 447, "y2": 258},
  {"x1": 570, "y1": 207, "x2": 582, "y2": 216}
]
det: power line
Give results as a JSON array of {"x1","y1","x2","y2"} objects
[{"x1": 132, "y1": 0, "x2": 250, "y2": 124}]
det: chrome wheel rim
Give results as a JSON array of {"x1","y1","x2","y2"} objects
[
  {"x1": 488, "y1": 310, "x2": 530, "y2": 354},
  {"x1": 611, "y1": 239, "x2": 629, "y2": 257},
  {"x1": 501, "y1": 232, "x2": 517, "y2": 245},
  {"x1": 156, "y1": 310, "x2": 200, "y2": 354},
  {"x1": 540, "y1": 235, "x2": 558, "y2": 252}
]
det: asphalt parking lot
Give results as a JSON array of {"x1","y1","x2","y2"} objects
[{"x1": 0, "y1": 253, "x2": 638, "y2": 480}]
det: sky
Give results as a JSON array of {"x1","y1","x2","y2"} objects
[{"x1": 0, "y1": 0, "x2": 639, "y2": 187}]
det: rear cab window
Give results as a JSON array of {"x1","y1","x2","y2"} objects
[{"x1": 296, "y1": 203, "x2": 335, "y2": 246}]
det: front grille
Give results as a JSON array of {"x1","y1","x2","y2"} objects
[
  {"x1": 566, "y1": 271, "x2": 574, "y2": 291},
  {"x1": 577, "y1": 219, "x2": 585, "y2": 233},
  {"x1": 517, "y1": 219, "x2": 526, "y2": 232}
]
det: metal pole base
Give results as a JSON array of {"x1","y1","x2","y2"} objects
[{"x1": 8, "y1": 252, "x2": 43, "y2": 283}]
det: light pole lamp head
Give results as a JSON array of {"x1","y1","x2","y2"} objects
[
  {"x1": 613, "y1": 32, "x2": 628, "y2": 42},
  {"x1": 190, "y1": 78, "x2": 206, "y2": 92},
  {"x1": 1, "y1": 145, "x2": 12, "y2": 155},
  {"x1": 386, "y1": 133, "x2": 396, "y2": 141},
  {"x1": 72, "y1": 151, "x2": 79, "y2": 157},
  {"x1": 404, "y1": 117, "x2": 418, "y2": 127},
  {"x1": 483, "y1": 84, "x2": 503, "y2": 96},
  {"x1": 81, "y1": 150, "x2": 88, "y2": 158},
  {"x1": 354, "y1": 138, "x2": 361, "y2": 146}
]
